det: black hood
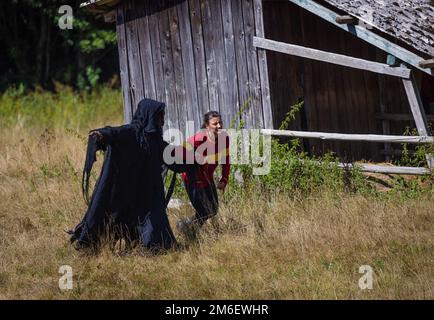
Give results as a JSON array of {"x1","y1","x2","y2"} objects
[
  {"x1": 131, "y1": 98, "x2": 165, "y2": 134},
  {"x1": 131, "y1": 98, "x2": 165, "y2": 152}
]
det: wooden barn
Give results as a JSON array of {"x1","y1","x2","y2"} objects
[{"x1": 81, "y1": 0, "x2": 434, "y2": 173}]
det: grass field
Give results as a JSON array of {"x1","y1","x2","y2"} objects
[{"x1": 0, "y1": 88, "x2": 432, "y2": 299}]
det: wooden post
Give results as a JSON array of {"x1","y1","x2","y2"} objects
[
  {"x1": 253, "y1": 0, "x2": 273, "y2": 129},
  {"x1": 419, "y1": 59, "x2": 434, "y2": 69},
  {"x1": 401, "y1": 65, "x2": 434, "y2": 168},
  {"x1": 378, "y1": 74, "x2": 392, "y2": 161},
  {"x1": 335, "y1": 15, "x2": 357, "y2": 24},
  {"x1": 387, "y1": 54, "x2": 399, "y2": 67}
]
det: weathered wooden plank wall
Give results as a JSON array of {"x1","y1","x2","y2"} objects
[
  {"x1": 116, "y1": 0, "x2": 432, "y2": 161},
  {"x1": 116, "y1": 6, "x2": 132, "y2": 122},
  {"x1": 263, "y1": 0, "x2": 432, "y2": 161},
  {"x1": 116, "y1": 0, "x2": 272, "y2": 134}
]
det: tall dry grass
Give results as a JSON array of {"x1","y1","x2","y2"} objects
[
  {"x1": 0, "y1": 88, "x2": 432, "y2": 299},
  {"x1": 0, "y1": 125, "x2": 433, "y2": 299}
]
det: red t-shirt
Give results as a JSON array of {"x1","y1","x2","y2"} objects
[{"x1": 181, "y1": 130, "x2": 230, "y2": 188}]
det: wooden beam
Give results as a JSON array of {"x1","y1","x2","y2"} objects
[
  {"x1": 287, "y1": 0, "x2": 434, "y2": 76},
  {"x1": 261, "y1": 129, "x2": 434, "y2": 144},
  {"x1": 80, "y1": 0, "x2": 120, "y2": 8},
  {"x1": 335, "y1": 15, "x2": 357, "y2": 24},
  {"x1": 375, "y1": 113, "x2": 434, "y2": 121},
  {"x1": 401, "y1": 69, "x2": 434, "y2": 168},
  {"x1": 338, "y1": 163, "x2": 431, "y2": 175},
  {"x1": 80, "y1": 0, "x2": 115, "y2": 7},
  {"x1": 419, "y1": 59, "x2": 434, "y2": 69},
  {"x1": 402, "y1": 73, "x2": 429, "y2": 136},
  {"x1": 253, "y1": 37, "x2": 411, "y2": 78},
  {"x1": 303, "y1": 159, "x2": 431, "y2": 175},
  {"x1": 80, "y1": 0, "x2": 121, "y2": 14}
]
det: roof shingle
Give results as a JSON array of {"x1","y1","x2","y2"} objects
[{"x1": 323, "y1": 0, "x2": 434, "y2": 57}]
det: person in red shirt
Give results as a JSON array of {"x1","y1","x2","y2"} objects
[{"x1": 176, "y1": 111, "x2": 230, "y2": 237}]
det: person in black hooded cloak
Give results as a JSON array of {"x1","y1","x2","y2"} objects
[{"x1": 69, "y1": 98, "x2": 185, "y2": 252}]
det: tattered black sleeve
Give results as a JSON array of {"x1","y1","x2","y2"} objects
[{"x1": 81, "y1": 125, "x2": 133, "y2": 204}]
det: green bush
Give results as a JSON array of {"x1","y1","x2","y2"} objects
[
  {"x1": 226, "y1": 138, "x2": 375, "y2": 200},
  {"x1": 397, "y1": 126, "x2": 434, "y2": 169},
  {"x1": 224, "y1": 101, "x2": 432, "y2": 200}
]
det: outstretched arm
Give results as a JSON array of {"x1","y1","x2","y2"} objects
[{"x1": 88, "y1": 125, "x2": 132, "y2": 147}]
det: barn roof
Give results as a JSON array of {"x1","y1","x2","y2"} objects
[
  {"x1": 79, "y1": 0, "x2": 121, "y2": 14},
  {"x1": 81, "y1": 0, "x2": 433, "y2": 57},
  {"x1": 322, "y1": 0, "x2": 434, "y2": 58}
]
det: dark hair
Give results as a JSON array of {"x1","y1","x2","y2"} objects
[{"x1": 201, "y1": 111, "x2": 221, "y2": 129}]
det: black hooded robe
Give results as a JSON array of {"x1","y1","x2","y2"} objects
[{"x1": 69, "y1": 99, "x2": 183, "y2": 252}]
